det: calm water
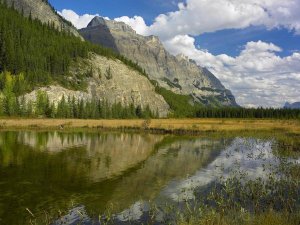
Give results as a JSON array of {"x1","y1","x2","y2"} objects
[{"x1": 0, "y1": 131, "x2": 294, "y2": 224}]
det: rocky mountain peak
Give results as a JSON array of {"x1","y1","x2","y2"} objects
[
  {"x1": 87, "y1": 16, "x2": 106, "y2": 27},
  {"x1": 87, "y1": 16, "x2": 135, "y2": 34},
  {"x1": 80, "y1": 18, "x2": 238, "y2": 107}
]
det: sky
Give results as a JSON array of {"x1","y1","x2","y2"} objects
[{"x1": 49, "y1": 0, "x2": 300, "y2": 108}]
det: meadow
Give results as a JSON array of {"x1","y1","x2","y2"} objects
[{"x1": 0, "y1": 118, "x2": 299, "y2": 134}]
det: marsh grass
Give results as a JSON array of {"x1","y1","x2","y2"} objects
[
  {"x1": 173, "y1": 143, "x2": 300, "y2": 225},
  {"x1": 177, "y1": 210, "x2": 300, "y2": 225},
  {"x1": 0, "y1": 118, "x2": 299, "y2": 134}
]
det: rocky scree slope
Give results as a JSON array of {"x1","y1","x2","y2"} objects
[
  {"x1": 23, "y1": 53, "x2": 170, "y2": 117},
  {"x1": 80, "y1": 17, "x2": 238, "y2": 107}
]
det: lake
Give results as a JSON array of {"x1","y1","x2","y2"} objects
[{"x1": 0, "y1": 131, "x2": 299, "y2": 224}]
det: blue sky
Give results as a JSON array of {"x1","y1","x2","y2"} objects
[
  {"x1": 196, "y1": 26, "x2": 300, "y2": 57},
  {"x1": 49, "y1": 0, "x2": 299, "y2": 57},
  {"x1": 49, "y1": 0, "x2": 300, "y2": 107},
  {"x1": 49, "y1": 0, "x2": 180, "y2": 23}
]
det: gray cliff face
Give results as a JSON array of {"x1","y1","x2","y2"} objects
[
  {"x1": 23, "y1": 53, "x2": 170, "y2": 117},
  {"x1": 80, "y1": 17, "x2": 238, "y2": 107},
  {"x1": 4, "y1": 0, "x2": 82, "y2": 38}
]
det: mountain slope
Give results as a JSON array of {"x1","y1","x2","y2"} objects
[
  {"x1": 80, "y1": 17, "x2": 238, "y2": 107},
  {"x1": 0, "y1": 1, "x2": 170, "y2": 117},
  {"x1": 2, "y1": 0, "x2": 82, "y2": 38}
]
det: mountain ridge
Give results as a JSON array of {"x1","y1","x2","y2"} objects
[{"x1": 2, "y1": 0, "x2": 82, "y2": 39}]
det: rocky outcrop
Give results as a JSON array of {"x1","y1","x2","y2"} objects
[
  {"x1": 23, "y1": 53, "x2": 170, "y2": 117},
  {"x1": 3, "y1": 0, "x2": 82, "y2": 38},
  {"x1": 80, "y1": 17, "x2": 238, "y2": 107}
]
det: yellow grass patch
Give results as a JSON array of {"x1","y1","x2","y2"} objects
[{"x1": 0, "y1": 118, "x2": 299, "y2": 133}]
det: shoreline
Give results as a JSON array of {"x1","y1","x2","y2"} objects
[{"x1": 0, "y1": 118, "x2": 299, "y2": 134}]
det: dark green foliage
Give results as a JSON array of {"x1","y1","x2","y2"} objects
[
  {"x1": 195, "y1": 107, "x2": 300, "y2": 119},
  {"x1": 163, "y1": 77, "x2": 182, "y2": 90},
  {"x1": 0, "y1": 2, "x2": 150, "y2": 93},
  {"x1": 153, "y1": 82, "x2": 202, "y2": 117},
  {"x1": 50, "y1": 96, "x2": 154, "y2": 119}
]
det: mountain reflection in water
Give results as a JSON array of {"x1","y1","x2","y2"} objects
[{"x1": 0, "y1": 131, "x2": 235, "y2": 224}]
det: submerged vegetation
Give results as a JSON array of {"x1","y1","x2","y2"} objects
[{"x1": 176, "y1": 165, "x2": 300, "y2": 225}]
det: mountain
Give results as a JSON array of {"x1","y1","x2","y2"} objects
[
  {"x1": 2, "y1": 0, "x2": 82, "y2": 39},
  {"x1": 80, "y1": 17, "x2": 238, "y2": 107},
  {"x1": 284, "y1": 102, "x2": 300, "y2": 109},
  {"x1": 0, "y1": 1, "x2": 169, "y2": 117}
]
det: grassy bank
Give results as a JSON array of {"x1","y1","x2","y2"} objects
[{"x1": 0, "y1": 118, "x2": 299, "y2": 134}]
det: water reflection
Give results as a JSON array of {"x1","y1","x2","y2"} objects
[
  {"x1": 0, "y1": 131, "x2": 228, "y2": 224},
  {"x1": 1, "y1": 131, "x2": 287, "y2": 225},
  {"x1": 2, "y1": 131, "x2": 163, "y2": 181},
  {"x1": 161, "y1": 138, "x2": 277, "y2": 201}
]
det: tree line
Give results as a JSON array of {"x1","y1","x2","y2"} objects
[
  {"x1": 195, "y1": 107, "x2": 300, "y2": 119},
  {"x1": 1, "y1": 71, "x2": 299, "y2": 119},
  {"x1": 0, "y1": 72, "x2": 156, "y2": 118}
]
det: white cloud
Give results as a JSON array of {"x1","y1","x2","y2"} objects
[
  {"x1": 59, "y1": 9, "x2": 100, "y2": 29},
  {"x1": 147, "y1": 0, "x2": 300, "y2": 40},
  {"x1": 114, "y1": 16, "x2": 149, "y2": 35},
  {"x1": 60, "y1": 0, "x2": 300, "y2": 37}
]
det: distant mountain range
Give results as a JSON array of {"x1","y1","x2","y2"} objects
[{"x1": 284, "y1": 102, "x2": 300, "y2": 109}]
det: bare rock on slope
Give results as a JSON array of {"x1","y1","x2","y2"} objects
[
  {"x1": 23, "y1": 53, "x2": 170, "y2": 117},
  {"x1": 4, "y1": 0, "x2": 82, "y2": 38}
]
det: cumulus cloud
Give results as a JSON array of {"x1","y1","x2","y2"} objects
[
  {"x1": 114, "y1": 16, "x2": 149, "y2": 35},
  {"x1": 164, "y1": 36, "x2": 300, "y2": 107},
  {"x1": 59, "y1": 9, "x2": 100, "y2": 29},
  {"x1": 147, "y1": 0, "x2": 300, "y2": 40},
  {"x1": 60, "y1": 0, "x2": 300, "y2": 37}
]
